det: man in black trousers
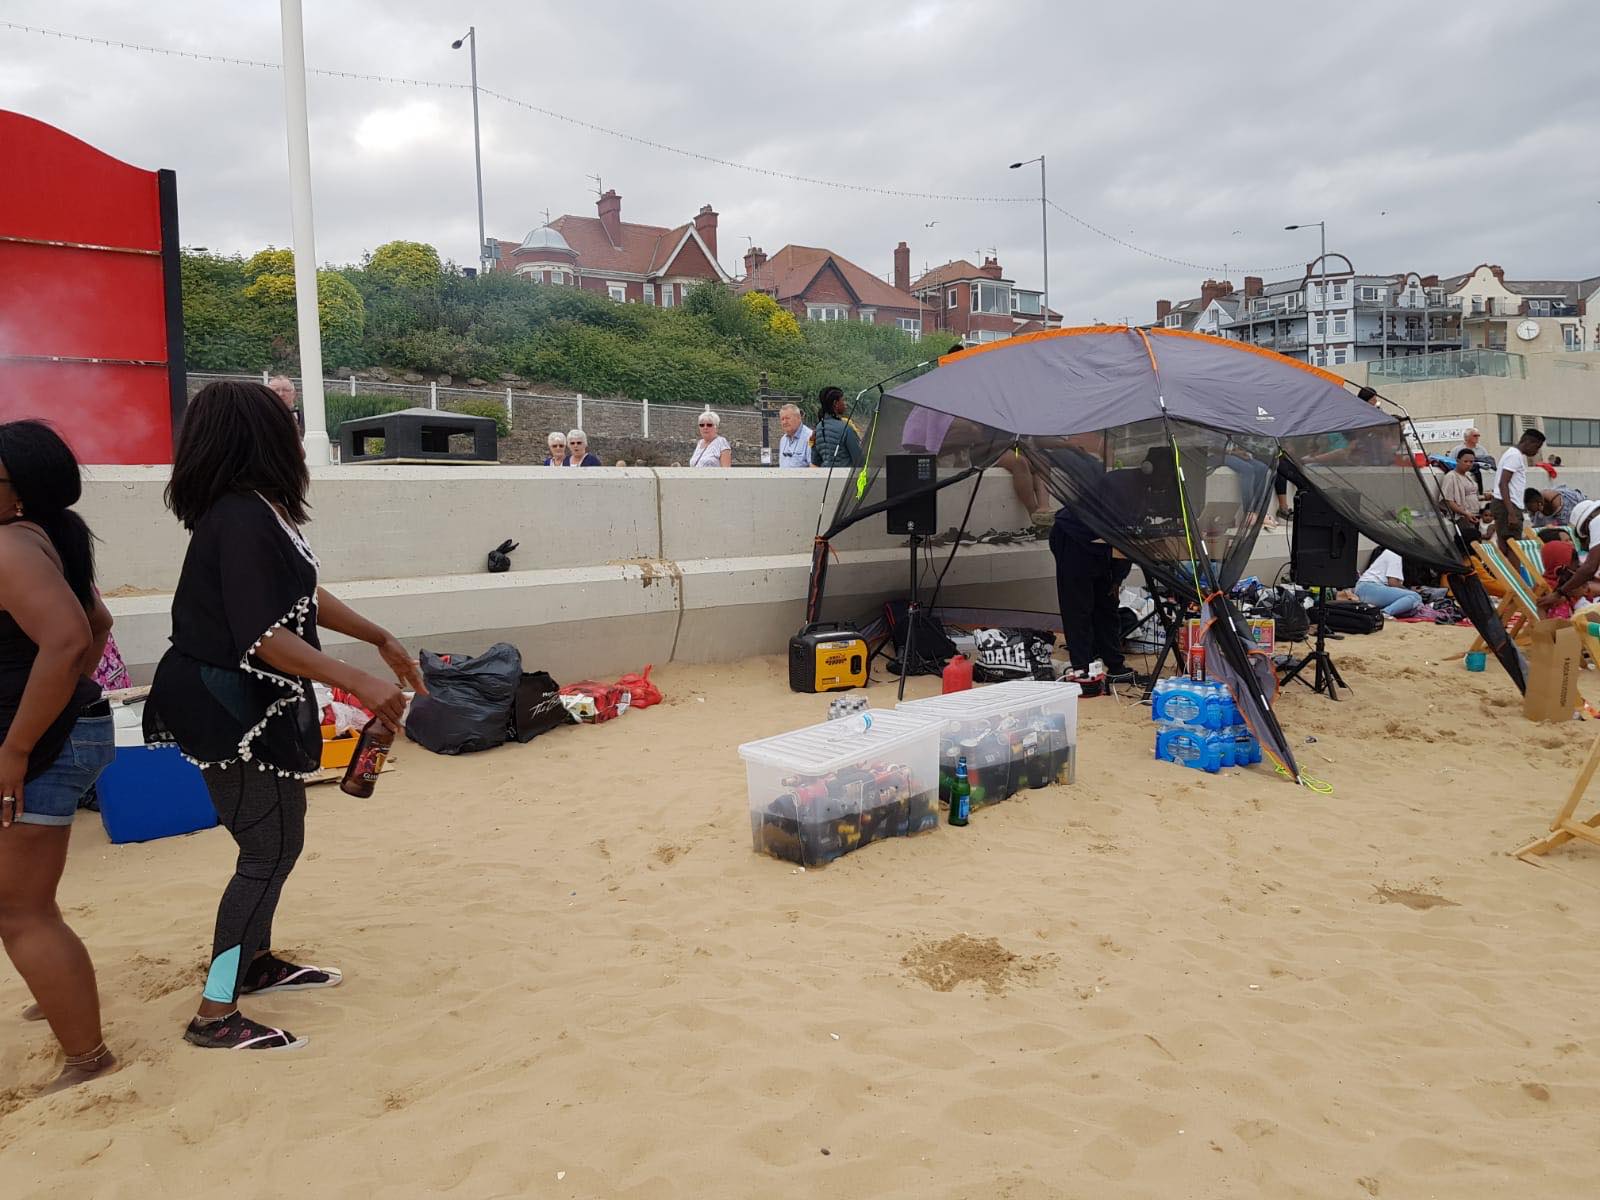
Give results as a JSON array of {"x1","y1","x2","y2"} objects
[{"x1": 1049, "y1": 504, "x2": 1135, "y2": 684}]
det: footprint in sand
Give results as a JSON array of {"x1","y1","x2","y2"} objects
[
  {"x1": 1373, "y1": 884, "x2": 1459, "y2": 911},
  {"x1": 1233, "y1": 1118, "x2": 1276, "y2": 1142}
]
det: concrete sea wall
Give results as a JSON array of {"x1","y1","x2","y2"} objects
[{"x1": 86, "y1": 466, "x2": 1091, "y2": 684}]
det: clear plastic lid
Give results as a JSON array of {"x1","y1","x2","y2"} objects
[{"x1": 738, "y1": 708, "x2": 940, "y2": 774}]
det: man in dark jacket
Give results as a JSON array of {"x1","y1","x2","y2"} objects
[
  {"x1": 1049, "y1": 504, "x2": 1134, "y2": 683},
  {"x1": 810, "y1": 386, "x2": 864, "y2": 469}
]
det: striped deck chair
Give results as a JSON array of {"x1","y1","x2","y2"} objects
[
  {"x1": 1511, "y1": 538, "x2": 1555, "y2": 603},
  {"x1": 1472, "y1": 542, "x2": 1542, "y2": 648},
  {"x1": 1516, "y1": 616, "x2": 1600, "y2": 860}
]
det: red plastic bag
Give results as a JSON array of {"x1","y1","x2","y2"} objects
[{"x1": 616, "y1": 665, "x2": 662, "y2": 709}]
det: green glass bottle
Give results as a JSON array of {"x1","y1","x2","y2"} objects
[{"x1": 949, "y1": 755, "x2": 971, "y2": 826}]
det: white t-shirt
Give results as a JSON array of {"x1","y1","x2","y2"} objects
[
  {"x1": 690, "y1": 436, "x2": 730, "y2": 468},
  {"x1": 778, "y1": 425, "x2": 812, "y2": 469},
  {"x1": 1497, "y1": 446, "x2": 1528, "y2": 508},
  {"x1": 1358, "y1": 549, "x2": 1404, "y2": 587}
]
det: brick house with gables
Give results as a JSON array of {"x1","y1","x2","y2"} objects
[
  {"x1": 737, "y1": 241, "x2": 927, "y2": 334},
  {"x1": 910, "y1": 256, "x2": 1055, "y2": 346},
  {"x1": 487, "y1": 189, "x2": 730, "y2": 306}
]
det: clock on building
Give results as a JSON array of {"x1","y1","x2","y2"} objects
[{"x1": 1515, "y1": 319, "x2": 1541, "y2": 341}]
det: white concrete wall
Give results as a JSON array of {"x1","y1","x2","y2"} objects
[{"x1": 87, "y1": 465, "x2": 1074, "y2": 683}]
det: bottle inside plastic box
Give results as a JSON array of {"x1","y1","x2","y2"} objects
[{"x1": 738, "y1": 710, "x2": 940, "y2": 866}]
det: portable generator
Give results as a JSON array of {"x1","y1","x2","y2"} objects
[{"x1": 788, "y1": 622, "x2": 868, "y2": 693}]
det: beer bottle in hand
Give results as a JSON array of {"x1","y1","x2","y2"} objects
[
  {"x1": 949, "y1": 755, "x2": 971, "y2": 827},
  {"x1": 340, "y1": 717, "x2": 395, "y2": 798}
]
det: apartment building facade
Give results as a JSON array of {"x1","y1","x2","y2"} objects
[{"x1": 1154, "y1": 258, "x2": 1596, "y2": 367}]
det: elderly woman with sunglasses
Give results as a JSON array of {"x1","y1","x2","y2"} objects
[
  {"x1": 564, "y1": 429, "x2": 601, "y2": 467},
  {"x1": 689, "y1": 412, "x2": 732, "y2": 468},
  {"x1": 544, "y1": 432, "x2": 568, "y2": 466}
]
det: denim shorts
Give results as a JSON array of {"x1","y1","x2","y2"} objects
[{"x1": 16, "y1": 715, "x2": 115, "y2": 827}]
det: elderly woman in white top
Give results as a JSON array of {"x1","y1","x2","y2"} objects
[{"x1": 690, "y1": 412, "x2": 732, "y2": 467}]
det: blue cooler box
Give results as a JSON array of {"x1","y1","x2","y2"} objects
[{"x1": 98, "y1": 711, "x2": 218, "y2": 844}]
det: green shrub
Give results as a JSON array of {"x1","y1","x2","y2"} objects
[{"x1": 446, "y1": 397, "x2": 511, "y2": 437}]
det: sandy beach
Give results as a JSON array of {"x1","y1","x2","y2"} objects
[{"x1": 3, "y1": 623, "x2": 1599, "y2": 1198}]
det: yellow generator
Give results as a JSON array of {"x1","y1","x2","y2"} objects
[{"x1": 788, "y1": 623, "x2": 868, "y2": 693}]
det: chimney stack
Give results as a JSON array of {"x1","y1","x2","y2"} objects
[
  {"x1": 743, "y1": 246, "x2": 767, "y2": 280},
  {"x1": 980, "y1": 256, "x2": 1003, "y2": 280},
  {"x1": 694, "y1": 204, "x2": 719, "y2": 261},
  {"x1": 1200, "y1": 279, "x2": 1233, "y2": 306},
  {"x1": 1155, "y1": 299, "x2": 1172, "y2": 321},
  {"x1": 1489, "y1": 264, "x2": 1505, "y2": 283},
  {"x1": 597, "y1": 189, "x2": 622, "y2": 246},
  {"x1": 1243, "y1": 275, "x2": 1263, "y2": 298},
  {"x1": 894, "y1": 241, "x2": 910, "y2": 293}
]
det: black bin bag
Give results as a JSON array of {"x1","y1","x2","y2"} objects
[{"x1": 405, "y1": 643, "x2": 522, "y2": 755}]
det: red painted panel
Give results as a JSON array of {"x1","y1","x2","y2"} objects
[
  {"x1": 0, "y1": 361, "x2": 171, "y2": 465},
  {"x1": 0, "y1": 110, "x2": 177, "y2": 463},
  {"x1": 0, "y1": 243, "x2": 169, "y2": 360},
  {"x1": 0, "y1": 111, "x2": 161, "y2": 249}
]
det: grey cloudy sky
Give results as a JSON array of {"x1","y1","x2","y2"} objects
[{"x1": 6, "y1": 1, "x2": 1597, "y2": 324}]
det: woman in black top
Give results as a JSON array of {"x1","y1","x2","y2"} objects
[
  {"x1": 145, "y1": 381, "x2": 425, "y2": 1052},
  {"x1": 0, "y1": 421, "x2": 118, "y2": 1094}
]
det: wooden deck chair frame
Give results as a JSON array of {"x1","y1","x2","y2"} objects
[
  {"x1": 1468, "y1": 542, "x2": 1542, "y2": 652},
  {"x1": 1516, "y1": 615, "x2": 1600, "y2": 860}
]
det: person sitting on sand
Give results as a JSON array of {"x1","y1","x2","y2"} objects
[
  {"x1": 1354, "y1": 546, "x2": 1421, "y2": 617},
  {"x1": 0, "y1": 421, "x2": 119, "y2": 1094},
  {"x1": 144, "y1": 381, "x2": 427, "y2": 1053}
]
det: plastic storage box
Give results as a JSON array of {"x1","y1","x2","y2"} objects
[
  {"x1": 897, "y1": 679, "x2": 1080, "y2": 809},
  {"x1": 738, "y1": 709, "x2": 941, "y2": 866},
  {"x1": 98, "y1": 702, "x2": 218, "y2": 844}
]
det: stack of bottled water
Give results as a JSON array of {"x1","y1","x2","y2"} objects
[{"x1": 1150, "y1": 676, "x2": 1262, "y2": 773}]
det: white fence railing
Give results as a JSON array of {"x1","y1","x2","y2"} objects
[{"x1": 185, "y1": 372, "x2": 772, "y2": 446}]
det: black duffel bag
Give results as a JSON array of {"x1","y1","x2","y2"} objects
[
  {"x1": 1318, "y1": 600, "x2": 1385, "y2": 635},
  {"x1": 405, "y1": 643, "x2": 523, "y2": 755}
]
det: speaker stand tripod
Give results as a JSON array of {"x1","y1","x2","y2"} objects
[
  {"x1": 1278, "y1": 590, "x2": 1349, "y2": 700},
  {"x1": 897, "y1": 525, "x2": 923, "y2": 701}
]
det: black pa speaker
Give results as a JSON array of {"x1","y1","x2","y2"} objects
[
  {"x1": 1290, "y1": 489, "x2": 1360, "y2": 588},
  {"x1": 886, "y1": 453, "x2": 938, "y2": 536}
]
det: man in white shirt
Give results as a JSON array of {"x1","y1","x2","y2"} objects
[
  {"x1": 1492, "y1": 429, "x2": 1546, "y2": 557},
  {"x1": 1354, "y1": 548, "x2": 1421, "y2": 617},
  {"x1": 776, "y1": 403, "x2": 813, "y2": 469}
]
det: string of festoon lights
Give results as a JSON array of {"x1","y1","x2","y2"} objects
[{"x1": 7, "y1": 20, "x2": 1305, "y2": 276}]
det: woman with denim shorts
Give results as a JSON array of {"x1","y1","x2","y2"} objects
[{"x1": 0, "y1": 421, "x2": 118, "y2": 1094}]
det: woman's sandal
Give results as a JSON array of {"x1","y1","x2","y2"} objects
[
  {"x1": 240, "y1": 953, "x2": 343, "y2": 997},
  {"x1": 184, "y1": 1010, "x2": 307, "y2": 1051}
]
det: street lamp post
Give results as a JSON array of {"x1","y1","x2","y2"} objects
[
  {"x1": 1010, "y1": 156, "x2": 1048, "y2": 324},
  {"x1": 1285, "y1": 221, "x2": 1327, "y2": 367},
  {"x1": 452, "y1": 27, "x2": 486, "y2": 276}
]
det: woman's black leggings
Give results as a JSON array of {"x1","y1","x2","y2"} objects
[{"x1": 199, "y1": 766, "x2": 306, "y2": 1005}]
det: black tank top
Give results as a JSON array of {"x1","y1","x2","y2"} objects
[{"x1": 0, "y1": 600, "x2": 102, "y2": 783}]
